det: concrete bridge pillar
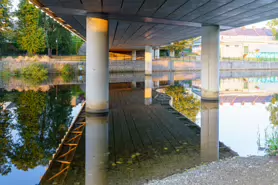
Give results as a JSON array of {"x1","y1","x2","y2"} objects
[
  {"x1": 201, "y1": 101, "x2": 219, "y2": 163},
  {"x1": 144, "y1": 75, "x2": 153, "y2": 105},
  {"x1": 154, "y1": 81, "x2": 160, "y2": 88},
  {"x1": 155, "y1": 47, "x2": 160, "y2": 59},
  {"x1": 86, "y1": 114, "x2": 108, "y2": 185},
  {"x1": 152, "y1": 48, "x2": 155, "y2": 60},
  {"x1": 86, "y1": 17, "x2": 109, "y2": 113},
  {"x1": 170, "y1": 50, "x2": 175, "y2": 58},
  {"x1": 131, "y1": 81, "x2": 137, "y2": 88},
  {"x1": 201, "y1": 25, "x2": 220, "y2": 101},
  {"x1": 132, "y1": 50, "x2": 136, "y2": 61},
  {"x1": 145, "y1": 46, "x2": 152, "y2": 75},
  {"x1": 169, "y1": 50, "x2": 175, "y2": 71}
]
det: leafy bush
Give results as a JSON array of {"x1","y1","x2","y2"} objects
[
  {"x1": 61, "y1": 64, "x2": 75, "y2": 82},
  {"x1": 265, "y1": 130, "x2": 278, "y2": 156},
  {"x1": 13, "y1": 69, "x2": 21, "y2": 77},
  {"x1": 0, "y1": 70, "x2": 12, "y2": 82},
  {"x1": 22, "y1": 64, "x2": 48, "y2": 85}
]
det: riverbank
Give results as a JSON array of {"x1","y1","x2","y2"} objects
[{"x1": 146, "y1": 156, "x2": 278, "y2": 185}]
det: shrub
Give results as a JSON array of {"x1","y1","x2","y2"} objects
[
  {"x1": 265, "y1": 130, "x2": 278, "y2": 156},
  {"x1": 0, "y1": 70, "x2": 12, "y2": 82},
  {"x1": 22, "y1": 64, "x2": 48, "y2": 85},
  {"x1": 61, "y1": 64, "x2": 75, "y2": 82},
  {"x1": 13, "y1": 69, "x2": 21, "y2": 77}
]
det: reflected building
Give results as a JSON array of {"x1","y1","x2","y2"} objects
[
  {"x1": 86, "y1": 114, "x2": 109, "y2": 185},
  {"x1": 200, "y1": 101, "x2": 219, "y2": 163}
]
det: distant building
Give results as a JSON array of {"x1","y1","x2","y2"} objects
[{"x1": 192, "y1": 27, "x2": 278, "y2": 59}]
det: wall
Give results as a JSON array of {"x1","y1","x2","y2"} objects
[
  {"x1": 2, "y1": 60, "x2": 278, "y2": 73},
  {"x1": 110, "y1": 60, "x2": 278, "y2": 72}
]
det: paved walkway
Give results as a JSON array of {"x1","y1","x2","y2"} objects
[{"x1": 146, "y1": 156, "x2": 278, "y2": 185}]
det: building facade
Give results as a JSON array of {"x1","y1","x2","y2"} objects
[{"x1": 192, "y1": 27, "x2": 278, "y2": 59}]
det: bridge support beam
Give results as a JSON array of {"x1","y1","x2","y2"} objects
[
  {"x1": 201, "y1": 101, "x2": 219, "y2": 163},
  {"x1": 201, "y1": 25, "x2": 220, "y2": 101},
  {"x1": 86, "y1": 17, "x2": 109, "y2": 113},
  {"x1": 132, "y1": 50, "x2": 136, "y2": 61},
  {"x1": 145, "y1": 46, "x2": 152, "y2": 75},
  {"x1": 155, "y1": 47, "x2": 160, "y2": 59}
]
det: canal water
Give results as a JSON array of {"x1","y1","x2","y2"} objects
[{"x1": 0, "y1": 71, "x2": 277, "y2": 185}]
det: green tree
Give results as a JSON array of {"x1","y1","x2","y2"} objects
[
  {"x1": 267, "y1": 19, "x2": 278, "y2": 40},
  {"x1": 164, "y1": 38, "x2": 198, "y2": 55},
  {"x1": 16, "y1": 0, "x2": 46, "y2": 56},
  {"x1": 40, "y1": 14, "x2": 74, "y2": 56},
  {"x1": 0, "y1": 0, "x2": 12, "y2": 56},
  {"x1": 71, "y1": 35, "x2": 84, "y2": 55}
]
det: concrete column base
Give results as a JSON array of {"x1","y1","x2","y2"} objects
[
  {"x1": 86, "y1": 106, "x2": 109, "y2": 114},
  {"x1": 201, "y1": 90, "x2": 219, "y2": 101}
]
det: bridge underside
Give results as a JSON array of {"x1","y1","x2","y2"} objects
[{"x1": 33, "y1": 0, "x2": 278, "y2": 50}]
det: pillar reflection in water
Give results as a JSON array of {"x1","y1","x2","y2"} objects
[
  {"x1": 86, "y1": 114, "x2": 108, "y2": 185},
  {"x1": 169, "y1": 72, "x2": 174, "y2": 85},
  {"x1": 200, "y1": 101, "x2": 219, "y2": 163},
  {"x1": 144, "y1": 75, "x2": 153, "y2": 105}
]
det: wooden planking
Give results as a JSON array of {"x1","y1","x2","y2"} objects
[
  {"x1": 73, "y1": 15, "x2": 86, "y2": 29},
  {"x1": 180, "y1": 0, "x2": 233, "y2": 21},
  {"x1": 166, "y1": 0, "x2": 209, "y2": 20},
  {"x1": 82, "y1": 0, "x2": 102, "y2": 12},
  {"x1": 120, "y1": 23, "x2": 143, "y2": 44},
  {"x1": 109, "y1": 20, "x2": 118, "y2": 48},
  {"x1": 121, "y1": 0, "x2": 145, "y2": 15},
  {"x1": 103, "y1": 0, "x2": 122, "y2": 13},
  {"x1": 193, "y1": 0, "x2": 255, "y2": 23},
  {"x1": 113, "y1": 21, "x2": 131, "y2": 46},
  {"x1": 127, "y1": 24, "x2": 156, "y2": 41},
  {"x1": 152, "y1": 0, "x2": 191, "y2": 18},
  {"x1": 206, "y1": 0, "x2": 276, "y2": 24},
  {"x1": 218, "y1": 1, "x2": 278, "y2": 25},
  {"x1": 136, "y1": 0, "x2": 167, "y2": 17}
]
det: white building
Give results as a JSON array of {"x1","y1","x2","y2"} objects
[{"x1": 192, "y1": 27, "x2": 278, "y2": 59}]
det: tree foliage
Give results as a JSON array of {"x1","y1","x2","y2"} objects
[
  {"x1": 166, "y1": 85, "x2": 201, "y2": 122},
  {"x1": 0, "y1": 86, "x2": 74, "y2": 175},
  {"x1": 163, "y1": 38, "x2": 198, "y2": 54},
  {"x1": 16, "y1": 0, "x2": 46, "y2": 55},
  {"x1": 267, "y1": 19, "x2": 278, "y2": 40},
  {"x1": 0, "y1": 0, "x2": 12, "y2": 55},
  {"x1": 0, "y1": 0, "x2": 12, "y2": 36}
]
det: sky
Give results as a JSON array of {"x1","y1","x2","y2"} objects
[{"x1": 11, "y1": 0, "x2": 271, "y2": 28}]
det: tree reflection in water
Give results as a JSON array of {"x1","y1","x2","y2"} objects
[
  {"x1": 0, "y1": 86, "x2": 76, "y2": 176},
  {"x1": 165, "y1": 85, "x2": 201, "y2": 122},
  {"x1": 265, "y1": 94, "x2": 278, "y2": 156},
  {"x1": 267, "y1": 94, "x2": 278, "y2": 126}
]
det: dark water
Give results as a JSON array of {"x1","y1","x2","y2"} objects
[{"x1": 0, "y1": 72, "x2": 278, "y2": 185}]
